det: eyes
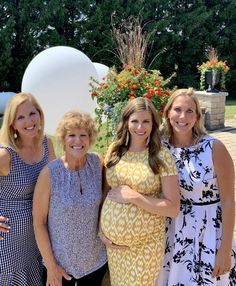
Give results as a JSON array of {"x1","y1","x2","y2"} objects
[
  {"x1": 67, "y1": 133, "x2": 88, "y2": 138},
  {"x1": 16, "y1": 111, "x2": 38, "y2": 121},
  {"x1": 173, "y1": 107, "x2": 195, "y2": 114},
  {"x1": 130, "y1": 119, "x2": 151, "y2": 124}
]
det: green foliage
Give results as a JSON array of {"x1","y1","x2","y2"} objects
[
  {"x1": 90, "y1": 65, "x2": 175, "y2": 147},
  {"x1": 1, "y1": 0, "x2": 236, "y2": 93}
]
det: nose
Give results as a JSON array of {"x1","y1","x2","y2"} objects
[
  {"x1": 137, "y1": 123, "x2": 143, "y2": 130},
  {"x1": 179, "y1": 111, "x2": 186, "y2": 119}
]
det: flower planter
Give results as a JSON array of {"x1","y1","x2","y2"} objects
[{"x1": 205, "y1": 70, "x2": 220, "y2": 93}]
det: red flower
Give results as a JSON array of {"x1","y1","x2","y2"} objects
[
  {"x1": 129, "y1": 92, "x2": 135, "y2": 100},
  {"x1": 145, "y1": 93, "x2": 152, "y2": 99},
  {"x1": 164, "y1": 90, "x2": 170, "y2": 97},
  {"x1": 154, "y1": 81, "x2": 159, "y2": 86},
  {"x1": 133, "y1": 70, "x2": 139, "y2": 75},
  {"x1": 147, "y1": 88, "x2": 155, "y2": 95},
  {"x1": 91, "y1": 92, "x2": 98, "y2": 97},
  {"x1": 156, "y1": 88, "x2": 162, "y2": 96}
]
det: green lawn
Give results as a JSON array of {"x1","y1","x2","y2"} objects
[{"x1": 225, "y1": 98, "x2": 236, "y2": 119}]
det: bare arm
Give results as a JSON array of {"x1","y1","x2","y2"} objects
[
  {"x1": 0, "y1": 148, "x2": 11, "y2": 176},
  {"x1": 212, "y1": 140, "x2": 235, "y2": 277},
  {"x1": 0, "y1": 148, "x2": 11, "y2": 238},
  {"x1": 107, "y1": 174, "x2": 180, "y2": 217},
  {"x1": 33, "y1": 166, "x2": 71, "y2": 285}
]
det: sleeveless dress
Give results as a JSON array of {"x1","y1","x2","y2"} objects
[
  {"x1": 156, "y1": 135, "x2": 236, "y2": 286},
  {"x1": 47, "y1": 153, "x2": 107, "y2": 278},
  {"x1": 100, "y1": 146, "x2": 177, "y2": 286},
  {"x1": 0, "y1": 136, "x2": 49, "y2": 286}
]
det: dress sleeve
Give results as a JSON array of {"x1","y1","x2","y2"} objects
[{"x1": 159, "y1": 147, "x2": 177, "y2": 177}]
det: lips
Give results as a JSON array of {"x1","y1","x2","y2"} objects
[
  {"x1": 71, "y1": 146, "x2": 83, "y2": 150},
  {"x1": 176, "y1": 122, "x2": 188, "y2": 127},
  {"x1": 25, "y1": 125, "x2": 36, "y2": 130},
  {"x1": 134, "y1": 131, "x2": 146, "y2": 135}
]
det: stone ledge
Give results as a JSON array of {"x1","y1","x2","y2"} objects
[{"x1": 195, "y1": 90, "x2": 228, "y2": 130}]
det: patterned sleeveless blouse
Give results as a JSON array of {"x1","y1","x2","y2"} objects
[{"x1": 47, "y1": 152, "x2": 107, "y2": 279}]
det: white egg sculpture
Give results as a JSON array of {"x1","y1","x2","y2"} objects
[{"x1": 21, "y1": 46, "x2": 98, "y2": 135}]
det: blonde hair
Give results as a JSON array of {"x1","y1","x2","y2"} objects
[
  {"x1": 106, "y1": 97, "x2": 165, "y2": 174},
  {"x1": 56, "y1": 111, "x2": 98, "y2": 148},
  {"x1": 162, "y1": 88, "x2": 207, "y2": 141},
  {"x1": 0, "y1": 92, "x2": 45, "y2": 151}
]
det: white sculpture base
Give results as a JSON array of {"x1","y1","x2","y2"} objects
[{"x1": 195, "y1": 90, "x2": 228, "y2": 130}]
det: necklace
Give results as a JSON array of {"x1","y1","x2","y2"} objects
[{"x1": 77, "y1": 170, "x2": 83, "y2": 195}]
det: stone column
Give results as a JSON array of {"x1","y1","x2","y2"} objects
[{"x1": 194, "y1": 90, "x2": 228, "y2": 130}]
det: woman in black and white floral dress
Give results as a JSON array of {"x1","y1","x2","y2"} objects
[{"x1": 156, "y1": 88, "x2": 236, "y2": 286}]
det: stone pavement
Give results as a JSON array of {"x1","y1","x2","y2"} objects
[{"x1": 209, "y1": 119, "x2": 236, "y2": 237}]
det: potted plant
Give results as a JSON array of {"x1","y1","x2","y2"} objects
[
  {"x1": 197, "y1": 47, "x2": 229, "y2": 92},
  {"x1": 90, "y1": 16, "x2": 175, "y2": 148}
]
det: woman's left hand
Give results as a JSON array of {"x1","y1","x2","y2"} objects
[
  {"x1": 212, "y1": 247, "x2": 231, "y2": 277},
  {"x1": 107, "y1": 185, "x2": 135, "y2": 204}
]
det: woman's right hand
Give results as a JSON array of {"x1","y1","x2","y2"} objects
[
  {"x1": 46, "y1": 263, "x2": 72, "y2": 286},
  {"x1": 0, "y1": 216, "x2": 10, "y2": 240},
  {"x1": 98, "y1": 228, "x2": 129, "y2": 250}
]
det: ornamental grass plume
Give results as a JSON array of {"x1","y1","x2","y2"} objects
[{"x1": 90, "y1": 16, "x2": 176, "y2": 149}]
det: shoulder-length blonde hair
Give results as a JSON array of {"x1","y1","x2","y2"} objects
[
  {"x1": 106, "y1": 97, "x2": 165, "y2": 174},
  {"x1": 0, "y1": 92, "x2": 45, "y2": 151},
  {"x1": 162, "y1": 88, "x2": 207, "y2": 142},
  {"x1": 56, "y1": 111, "x2": 98, "y2": 149}
]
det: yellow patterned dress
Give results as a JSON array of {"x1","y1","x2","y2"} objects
[{"x1": 100, "y1": 147, "x2": 177, "y2": 286}]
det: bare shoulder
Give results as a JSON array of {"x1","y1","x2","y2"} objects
[
  {"x1": 38, "y1": 165, "x2": 51, "y2": 179},
  {"x1": 212, "y1": 139, "x2": 234, "y2": 170},
  {"x1": 212, "y1": 139, "x2": 231, "y2": 157},
  {"x1": 45, "y1": 135, "x2": 56, "y2": 161}
]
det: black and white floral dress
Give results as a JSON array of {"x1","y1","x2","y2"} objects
[{"x1": 156, "y1": 135, "x2": 236, "y2": 286}]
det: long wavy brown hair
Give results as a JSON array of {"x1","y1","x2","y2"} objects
[{"x1": 106, "y1": 97, "x2": 165, "y2": 174}]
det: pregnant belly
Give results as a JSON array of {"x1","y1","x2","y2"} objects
[{"x1": 100, "y1": 198, "x2": 165, "y2": 247}]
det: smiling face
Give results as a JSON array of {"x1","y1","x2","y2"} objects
[
  {"x1": 12, "y1": 100, "x2": 41, "y2": 139},
  {"x1": 168, "y1": 95, "x2": 197, "y2": 136},
  {"x1": 128, "y1": 111, "x2": 153, "y2": 146},
  {"x1": 64, "y1": 128, "x2": 90, "y2": 158}
]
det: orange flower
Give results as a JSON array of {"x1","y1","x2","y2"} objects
[{"x1": 131, "y1": 84, "x2": 138, "y2": 90}]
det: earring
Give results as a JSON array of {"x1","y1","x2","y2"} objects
[
  {"x1": 125, "y1": 132, "x2": 130, "y2": 146},
  {"x1": 146, "y1": 136, "x2": 150, "y2": 146},
  {"x1": 14, "y1": 131, "x2": 18, "y2": 139}
]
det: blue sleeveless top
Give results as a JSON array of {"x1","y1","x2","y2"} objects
[
  {"x1": 47, "y1": 153, "x2": 107, "y2": 279},
  {"x1": 0, "y1": 136, "x2": 49, "y2": 276}
]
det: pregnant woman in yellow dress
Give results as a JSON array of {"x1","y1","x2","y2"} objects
[{"x1": 100, "y1": 97, "x2": 180, "y2": 286}]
